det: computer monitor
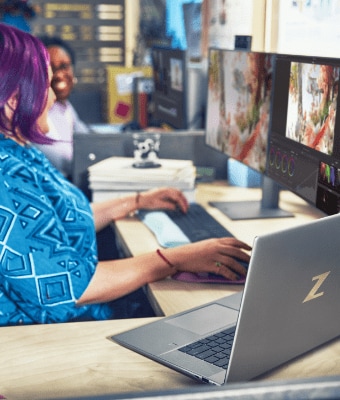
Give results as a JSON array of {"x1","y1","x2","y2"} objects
[
  {"x1": 205, "y1": 48, "x2": 293, "y2": 219},
  {"x1": 267, "y1": 54, "x2": 340, "y2": 216},
  {"x1": 151, "y1": 46, "x2": 188, "y2": 129}
]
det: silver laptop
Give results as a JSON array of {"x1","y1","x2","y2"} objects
[{"x1": 111, "y1": 213, "x2": 340, "y2": 385}]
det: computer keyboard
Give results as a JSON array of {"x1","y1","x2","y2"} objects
[
  {"x1": 164, "y1": 203, "x2": 234, "y2": 242},
  {"x1": 178, "y1": 327, "x2": 236, "y2": 369},
  {"x1": 137, "y1": 203, "x2": 234, "y2": 248},
  {"x1": 137, "y1": 203, "x2": 248, "y2": 283}
]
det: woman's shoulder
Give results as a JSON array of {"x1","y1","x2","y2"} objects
[{"x1": 0, "y1": 138, "x2": 47, "y2": 175}]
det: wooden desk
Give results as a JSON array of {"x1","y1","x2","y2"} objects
[
  {"x1": 0, "y1": 318, "x2": 195, "y2": 400},
  {"x1": 2, "y1": 317, "x2": 340, "y2": 400},
  {"x1": 115, "y1": 182, "x2": 325, "y2": 316},
  {"x1": 1, "y1": 182, "x2": 333, "y2": 400}
]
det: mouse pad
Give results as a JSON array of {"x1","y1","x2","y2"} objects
[
  {"x1": 171, "y1": 272, "x2": 246, "y2": 284},
  {"x1": 171, "y1": 259, "x2": 248, "y2": 284}
]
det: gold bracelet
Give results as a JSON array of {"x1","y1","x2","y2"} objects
[
  {"x1": 127, "y1": 192, "x2": 140, "y2": 218},
  {"x1": 128, "y1": 192, "x2": 140, "y2": 218}
]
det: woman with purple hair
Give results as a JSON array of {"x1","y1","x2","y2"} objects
[{"x1": 0, "y1": 23, "x2": 250, "y2": 325}]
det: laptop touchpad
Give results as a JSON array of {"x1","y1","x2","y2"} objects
[{"x1": 165, "y1": 304, "x2": 238, "y2": 335}]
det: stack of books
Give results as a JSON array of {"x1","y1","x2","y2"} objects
[{"x1": 88, "y1": 156, "x2": 196, "y2": 202}]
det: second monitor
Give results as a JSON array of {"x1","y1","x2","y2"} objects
[
  {"x1": 151, "y1": 46, "x2": 188, "y2": 130},
  {"x1": 267, "y1": 54, "x2": 340, "y2": 216},
  {"x1": 205, "y1": 48, "x2": 292, "y2": 219}
]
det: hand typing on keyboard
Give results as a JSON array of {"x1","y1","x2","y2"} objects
[
  {"x1": 137, "y1": 201, "x2": 251, "y2": 283},
  {"x1": 135, "y1": 187, "x2": 190, "y2": 214},
  {"x1": 160, "y1": 236, "x2": 251, "y2": 282}
]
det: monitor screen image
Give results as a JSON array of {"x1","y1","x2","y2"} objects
[
  {"x1": 267, "y1": 54, "x2": 340, "y2": 215},
  {"x1": 204, "y1": 48, "x2": 292, "y2": 220},
  {"x1": 285, "y1": 62, "x2": 337, "y2": 154},
  {"x1": 205, "y1": 48, "x2": 275, "y2": 173},
  {"x1": 151, "y1": 46, "x2": 187, "y2": 129}
]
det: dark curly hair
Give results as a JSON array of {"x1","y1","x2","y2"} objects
[{"x1": 38, "y1": 35, "x2": 76, "y2": 65}]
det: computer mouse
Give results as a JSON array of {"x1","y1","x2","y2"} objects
[
  {"x1": 172, "y1": 259, "x2": 249, "y2": 284},
  {"x1": 208, "y1": 258, "x2": 249, "y2": 280}
]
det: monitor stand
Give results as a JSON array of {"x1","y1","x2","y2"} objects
[{"x1": 209, "y1": 176, "x2": 294, "y2": 220}]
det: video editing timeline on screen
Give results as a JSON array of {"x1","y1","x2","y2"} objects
[{"x1": 268, "y1": 54, "x2": 340, "y2": 215}]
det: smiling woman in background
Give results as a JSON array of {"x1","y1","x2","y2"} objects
[
  {"x1": 35, "y1": 35, "x2": 89, "y2": 180},
  {"x1": 0, "y1": 23, "x2": 250, "y2": 326}
]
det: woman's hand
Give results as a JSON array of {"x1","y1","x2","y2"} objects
[
  {"x1": 165, "y1": 237, "x2": 252, "y2": 281},
  {"x1": 138, "y1": 187, "x2": 189, "y2": 212},
  {"x1": 91, "y1": 187, "x2": 188, "y2": 232}
]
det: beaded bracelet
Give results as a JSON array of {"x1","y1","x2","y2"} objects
[{"x1": 156, "y1": 249, "x2": 176, "y2": 269}]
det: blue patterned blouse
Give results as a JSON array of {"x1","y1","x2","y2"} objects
[{"x1": 0, "y1": 134, "x2": 112, "y2": 325}]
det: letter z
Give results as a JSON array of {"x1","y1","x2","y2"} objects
[{"x1": 303, "y1": 271, "x2": 331, "y2": 304}]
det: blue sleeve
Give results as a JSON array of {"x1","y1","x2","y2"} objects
[{"x1": 0, "y1": 147, "x2": 100, "y2": 324}]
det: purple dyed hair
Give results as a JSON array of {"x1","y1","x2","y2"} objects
[{"x1": 0, "y1": 23, "x2": 53, "y2": 144}]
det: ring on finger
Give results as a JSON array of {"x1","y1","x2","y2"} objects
[{"x1": 215, "y1": 261, "x2": 223, "y2": 274}]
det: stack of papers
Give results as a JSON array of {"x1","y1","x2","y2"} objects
[{"x1": 88, "y1": 157, "x2": 196, "y2": 192}]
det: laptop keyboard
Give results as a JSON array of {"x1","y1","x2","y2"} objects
[{"x1": 178, "y1": 327, "x2": 236, "y2": 370}]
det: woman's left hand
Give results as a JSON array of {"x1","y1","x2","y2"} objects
[{"x1": 138, "y1": 187, "x2": 189, "y2": 212}]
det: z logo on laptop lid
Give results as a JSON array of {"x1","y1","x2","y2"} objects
[{"x1": 303, "y1": 271, "x2": 331, "y2": 303}]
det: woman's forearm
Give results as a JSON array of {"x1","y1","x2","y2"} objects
[
  {"x1": 91, "y1": 193, "x2": 139, "y2": 231},
  {"x1": 91, "y1": 187, "x2": 189, "y2": 232},
  {"x1": 77, "y1": 237, "x2": 251, "y2": 306},
  {"x1": 76, "y1": 251, "x2": 175, "y2": 305}
]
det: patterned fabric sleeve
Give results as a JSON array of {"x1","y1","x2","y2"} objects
[{"x1": 0, "y1": 137, "x2": 108, "y2": 325}]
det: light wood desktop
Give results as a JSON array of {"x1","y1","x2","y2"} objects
[{"x1": 1, "y1": 182, "x2": 338, "y2": 400}]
